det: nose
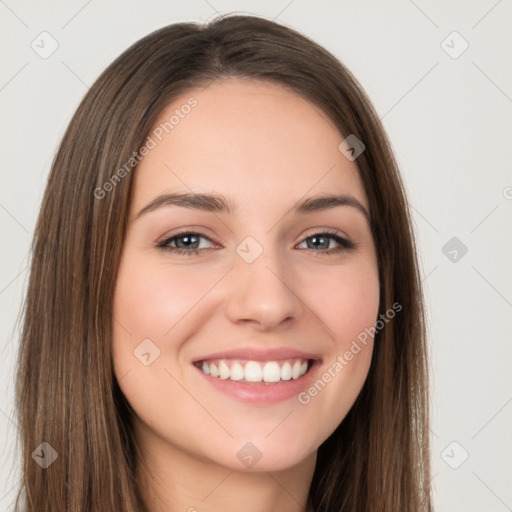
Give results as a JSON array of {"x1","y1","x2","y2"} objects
[{"x1": 224, "y1": 245, "x2": 303, "y2": 331}]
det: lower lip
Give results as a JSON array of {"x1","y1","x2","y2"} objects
[{"x1": 194, "y1": 360, "x2": 322, "y2": 404}]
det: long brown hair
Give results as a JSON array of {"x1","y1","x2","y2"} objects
[{"x1": 15, "y1": 14, "x2": 431, "y2": 511}]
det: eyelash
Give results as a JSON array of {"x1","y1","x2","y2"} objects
[{"x1": 156, "y1": 229, "x2": 357, "y2": 257}]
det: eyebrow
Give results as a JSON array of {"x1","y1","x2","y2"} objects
[{"x1": 135, "y1": 191, "x2": 370, "y2": 223}]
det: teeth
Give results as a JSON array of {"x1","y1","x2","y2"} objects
[
  {"x1": 292, "y1": 360, "x2": 302, "y2": 379},
  {"x1": 245, "y1": 361, "x2": 262, "y2": 382},
  {"x1": 218, "y1": 361, "x2": 230, "y2": 380},
  {"x1": 281, "y1": 362, "x2": 292, "y2": 381},
  {"x1": 210, "y1": 363, "x2": 219, "y2": 378},
  {"x1": 262, "y1": 362, "x2": 281, "y2": 382},
  {"x1": 197, "y1": 358, "x2": 310, "y2": 383},
  {"x1": 230, "y1": 362, "x2": 244, "y2": 381}
]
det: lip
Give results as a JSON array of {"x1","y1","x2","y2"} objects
[
  {"x1": 192, "y1": 347, "x2": 323, "y2": 364},
  {"x1": 193, "y1": 356, "x2": 323, "y2": 404}
]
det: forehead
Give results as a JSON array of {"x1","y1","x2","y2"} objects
[{"x1": 132, "y1": 78, "x2": 368, "y2": 215}]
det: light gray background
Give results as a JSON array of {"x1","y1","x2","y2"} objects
[{"x1": 1, "y1": 1, "x2": 511, "y2": 510}]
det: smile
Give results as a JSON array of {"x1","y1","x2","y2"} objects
[
  {"x1": 195, "y1": 358, "x2": 311, "y2": 384},
  {"x1": 192, "y1": 347, "x2": 322, "y2": 403}
]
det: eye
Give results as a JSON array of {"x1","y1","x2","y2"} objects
[
  {"x1": 156, "y1": 229, "x2": 356, "y2": 257},
  {"x1": 156, "y1": 231, "x2": 217, "y2": 256},
  {"x1": 296, "y1": 230, "x2": 356, "y2": 255}
]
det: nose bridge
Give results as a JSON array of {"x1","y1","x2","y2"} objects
[{"x1": 225, "y1": 235, "x2": 301, "y2": 329}]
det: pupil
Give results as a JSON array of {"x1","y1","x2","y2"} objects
[
  {"x1": 310, "y1": 236, "x2": 327, "y2": 250},
  {"x1": 178, "y1": 235, "x2": 198, "y2": 249}
]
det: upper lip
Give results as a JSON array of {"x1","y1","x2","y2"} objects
[{"x1": 192, "y1": 347, "x2": 322, "y2": 363}]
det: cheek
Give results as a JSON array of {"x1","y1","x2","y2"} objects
[
  {"x1": 111, "y1": 253, "x2": 230, "y2": 402},
  {"x1": 293, "y1": 262, "x2": 379, "y2": 434},
  {"x1": 111, "y1": 255, "x2": 212, "y2": 437},
  {"x1": 112, "y1": 255, "x2": 215, "y2": 342},
  {"x1": 306, "y1": 259, "x2": 380, "y2": 340}
]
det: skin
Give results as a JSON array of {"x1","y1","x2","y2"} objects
[{"x1": 112, "y1": 78, "x2": 380, "y2": 512}]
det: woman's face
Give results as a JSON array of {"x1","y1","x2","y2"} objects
[{"x1": 112, "y1": 78, "x2": 380, "y2": 472}]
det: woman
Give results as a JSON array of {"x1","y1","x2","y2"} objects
[{"x1": 15, "y1": 14, "x2": 432, "y2": 512}]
